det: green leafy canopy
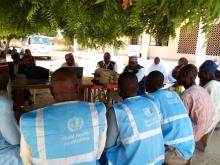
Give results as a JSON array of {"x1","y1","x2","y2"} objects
[{"x1": 1, "y1": 0, "x2": 220, "y2": 48}]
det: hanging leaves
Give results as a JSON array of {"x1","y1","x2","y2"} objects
[{"x1": 1, "y1": 0, "x2": 220, "y2": 49}]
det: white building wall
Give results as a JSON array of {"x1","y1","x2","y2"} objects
[
  {"x1": 147, "y1": 27, "x2": 220, "y2": 64},
  {"x1": 148, "y1": 28, "x2": 196, "y2": 62},
  {"x1": 76, "y1": 26, "x2": 220, "y2": 65}
]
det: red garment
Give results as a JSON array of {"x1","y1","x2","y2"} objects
[{"x1": 23, "y1": 49, "x2": 36, "y2": 66}]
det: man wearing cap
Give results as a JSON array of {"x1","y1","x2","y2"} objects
[
  {"x1": 199, "y1": 60, "x2": 220, "y2": 133},
  {"x1": 123, "y1": 56, "x2": 146, "y2": 95},
  {"x1": 97, "y1": 52, "x2": 117, "y2": 72},
  {"x1": 61, "y1": 53, "x2": 79, "y2": 67}
]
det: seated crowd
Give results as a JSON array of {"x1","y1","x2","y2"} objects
[{"x1": 1, "y1": 52, "x2": 220, "y2": 165}]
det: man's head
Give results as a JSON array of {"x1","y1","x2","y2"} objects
[
  {"x1": 50, "y1": 67, "x2": 79, "y2": 102},
  {"x1": 178, "y1": 57, "x2": 188, "y2": 66},
  {"x1": 145, "y1": 71, "x2": 164, "y2": 93},
  {"x1": 104, "y1": 52, "x2": 111, "y2": 64},
  {"x1": 12, "y1": 53, "x2": 20, "y2": 64},
  {"x1": 198, "y1": 60, "x2": 218, "y2": 86},
  {"x1": 154, "y1": 57, "x2": 160, "y2": 65},
  {"x1": 118, "y1": 72, "x2": 138, "y2": 99},
  {"x1": 172, "y1": 65, "x2": 184, "y2": 80},
  {"x1": 65, "y1": 53, "x2": 75, "y2": 66},
  {"x1": 177, "y1": 64, "x2": 197, "y2": 89},
  {"x1": 0, "y1": 71, "x2": 9, "y2": 91},
  {"x1": 128, "y1": 56, "x2": 138, "y2": 70}
]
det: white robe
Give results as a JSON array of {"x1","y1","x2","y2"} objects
[{"x1": 148, "y1": 63, "x2": 168, "y2": 83}]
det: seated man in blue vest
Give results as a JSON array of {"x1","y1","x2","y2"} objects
[
  {"x1": 0, "y1": 71, "x2": 22, "y2": 165},
  {"x1": 105, "y1": 72, "x2": 164, "y2": 165},
  {"x1": 123, "y1": 55, "x2": 146, "y2": 95},
  {"x1": 20, "y1": 67, "x2": 107, "y2": 164},
  {"x1": 145, "y1": 71, "x2": 195, "y2": 165},
  {"x1": 97, "y1": 52, "x2": 117, "y2": 72}
]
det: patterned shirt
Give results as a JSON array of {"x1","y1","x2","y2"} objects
[{"x1": 181, "y1": 85, "x2": 214, "y2": 141}]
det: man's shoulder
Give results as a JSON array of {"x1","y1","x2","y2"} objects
[
  {"x1": 183, "y1": 85, "x2": 203, "y2": 96},
  {"x1": 21, "y1": 107, "x2": 43, "y2": 120},
  {"x1": 153, "y1": 89, "x2": 181, "y2": 100},
  {"x1": 137, "y1": 64, "x2": 144, "y2": 69},
  {"x1": 0, "y1": 95, "x2": 10, "y2": 102},
  {"x1": 61, "y1": 62, "x2": 67, "y2": 67},
  {"x1": 192, "y1": 85, "x2": 208, "y2": 93},
  {"x1": 203, "y1": 80, "x2": 220, "y2": 97},
  {"x1": 0, "y1": 96, "x2": 11, "y2": 113},
  {"x1": 148, "y1": 64, "x2": 155, "y2": 69},
  {"x1": 115, "y1": 96, "x2": 156, "y2": 108},
  {"x1": 110, "y1": 61, "x2": 116, "y2": 64},
  {"x1": 21, "y1": 101, "x2": 106, "y2": 118},
  {"x1": 206, "y1": 79, "x2": 220, "y2": 87},
  {"x1": 98, "y1": 61, "x2": 103, "y2": 64}
]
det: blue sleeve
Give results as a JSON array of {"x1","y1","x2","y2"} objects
[
  {"x1": 0, "y1": 97, "x2": 20, "y2": 145},
  {"x1": 105, "y1": 108, "x2": 119, "y2": 149}
]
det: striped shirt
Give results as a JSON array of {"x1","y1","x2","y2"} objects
[{"x1": 181, "y1": 85, "x2": 214, "y2": 141}]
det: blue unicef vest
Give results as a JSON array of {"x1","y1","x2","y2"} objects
[
  {"x1": 20, "y1": 101, "x2": 107, "y2": 165},
  {"x1": 107, "y1": 96, "x2": 164, "y2": 165},
  {"x1": 148, "y1": 89, "x2": 195, "y2": 159}
]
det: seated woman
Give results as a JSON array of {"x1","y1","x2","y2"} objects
[
  {"x1": 22, "y1": 49, "x2": 36, "y2": 69},
  {"x1": 0, "y1": 71, "x2": 22, "y2": 165}
]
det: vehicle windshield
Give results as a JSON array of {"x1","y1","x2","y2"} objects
[{"x1": 30, "y1": 36, "x2": 51, "y2": 45}]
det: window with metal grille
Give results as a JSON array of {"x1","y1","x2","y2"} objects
[
  {"x1": 206, "y1": 25, "x2": 220, "y2": 56},
  {"x1": 177, "y1": 26, "x2": 199, "y2": 54}
]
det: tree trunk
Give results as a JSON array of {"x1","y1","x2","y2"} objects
[{"x1": 6, "y1": 38, "x2": 11, "y2": 54}]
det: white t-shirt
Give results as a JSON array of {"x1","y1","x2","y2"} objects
[{"x1": 148, "y1": 63, "x2": 168, "y2": 83}]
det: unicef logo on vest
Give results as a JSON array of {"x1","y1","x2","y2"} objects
[
  {"x1": 67, "y1": 117, "x2": 84, "y2": 132},
  {"x1": 143, "y1": 108, "x2": 152, "y2": 116},
  {"x1": 165, "y1": 91, "x2": 173, "y2": 98}
]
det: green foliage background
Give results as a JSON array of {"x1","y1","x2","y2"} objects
[{"x1": 0, "y1": 0, "x2": 220, "y2": 48}]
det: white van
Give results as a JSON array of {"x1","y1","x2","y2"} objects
[{"x1": 21, "y1": 35, "x2": 52, "y2": 59}]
